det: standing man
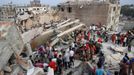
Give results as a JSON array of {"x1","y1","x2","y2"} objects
[
  {"x1": 64, "y1": 51, "x2": 70, "y2": 69},
  {"x1": 96, "y1": 63, "x2": 105, "y2": 75},
  {"x1": 123, "y1": 36, "x2": 127, "y2": 47},
  {"x1": 70, "y1": 49, "x2": 74, "y2": 67},
  {"x1": 57, "y1": 55, "x2": 63, "y2": 75}
]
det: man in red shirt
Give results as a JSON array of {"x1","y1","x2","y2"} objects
[
  {"x1": 88, "y1": 32, "x2": 91, "y2": 41},
  {"x1": 48, "y1": 59, "x2": 57, "y2": 72}
]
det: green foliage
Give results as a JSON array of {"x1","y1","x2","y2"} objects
[{"x1": 121, "y1": 5, "x2": 134, "y2": 17}]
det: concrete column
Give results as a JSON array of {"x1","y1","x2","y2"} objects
[{"x1": 25, "y1": 42, "x2": 33, "y2": 56}]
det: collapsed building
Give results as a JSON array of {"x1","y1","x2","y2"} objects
[
  {"x1": 0, "y1": 18, "x2": 85, "y2": 74},
  {"x1": 0, "y1": 3, "x2": 16, "y2": 21},
  {"x1": 58, "y1": 0, "x2": 121, "y2": 30},
  {"x1": 0, "y1": 0, "x2": 134, "y2": 75}
]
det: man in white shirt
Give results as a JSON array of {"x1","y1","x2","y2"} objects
[
  {"x1": 70, "y1": 50, "x2": 74, "y2": 57},
  {"x1": 123, "y1": 37, "x2": 127, "y2": 47},
  {"x1": 64, "y1": 51, "x2": 70, "y2": 69},
  {"x1": 93, "y1": 25, "x2": 96, "y2": 31},
  {"x1": 71, "y1": 42, "x2": 75, "y2": 49}
]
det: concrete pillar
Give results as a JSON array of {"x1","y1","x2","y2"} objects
[{"x1": 25, "y1": 43, "x2": 33, "y2": 56}]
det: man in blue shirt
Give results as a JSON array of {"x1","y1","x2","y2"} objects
[{"x1": 96, "y1": 63, "x2": 105, "y2": 75}]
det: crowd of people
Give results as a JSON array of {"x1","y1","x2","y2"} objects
[
  {"x1": 12, "y1": 24, "x2": 133, "y2": 75},
  {"x1": 18, "y1": 24, "x2": 105, "y2": 75},
  {"x1": 111, "y1": 31, "x2": 133, "y2": 52},
  {"x1": 29, "y1": 43, "x2": 75, "y2": 75},
  {"x1": 26, "y1": 24, "x2": 109, "y2": 75}
]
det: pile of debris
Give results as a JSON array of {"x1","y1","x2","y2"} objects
[{"x1": 0, "y1": 19, "x2": 86, "y2": 75}]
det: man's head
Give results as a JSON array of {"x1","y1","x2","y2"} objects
[
  {"x1": 59, "y1": 55, "x2": 62, "y2": 58},
  {"x1": 97, "y1": 63, "x2": 102, "y2": 68},
  {"x1": 125, "y1": 53, "x2": 128, "y2": 56}
]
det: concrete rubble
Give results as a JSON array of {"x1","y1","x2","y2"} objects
[
  {"x1": 0, "y1": 0, "x2": 134, "y2": 75},
  {"x1": 0, "y1": 18, "x2": 133, "y2": 75},
  {"x1": 0, "y1": 18, "x2": 86, "y2": 75}
]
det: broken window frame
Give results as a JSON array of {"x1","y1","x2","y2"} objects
[
  {"x1": 67, "y1": 6, "x2": 72, "y2": 13},
  {"x1": 61, "y1": 7, "x2": 64, "y2": 12},
  {"x1": 113, "y1": 7, "x2": 116, "y2": 11}
]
